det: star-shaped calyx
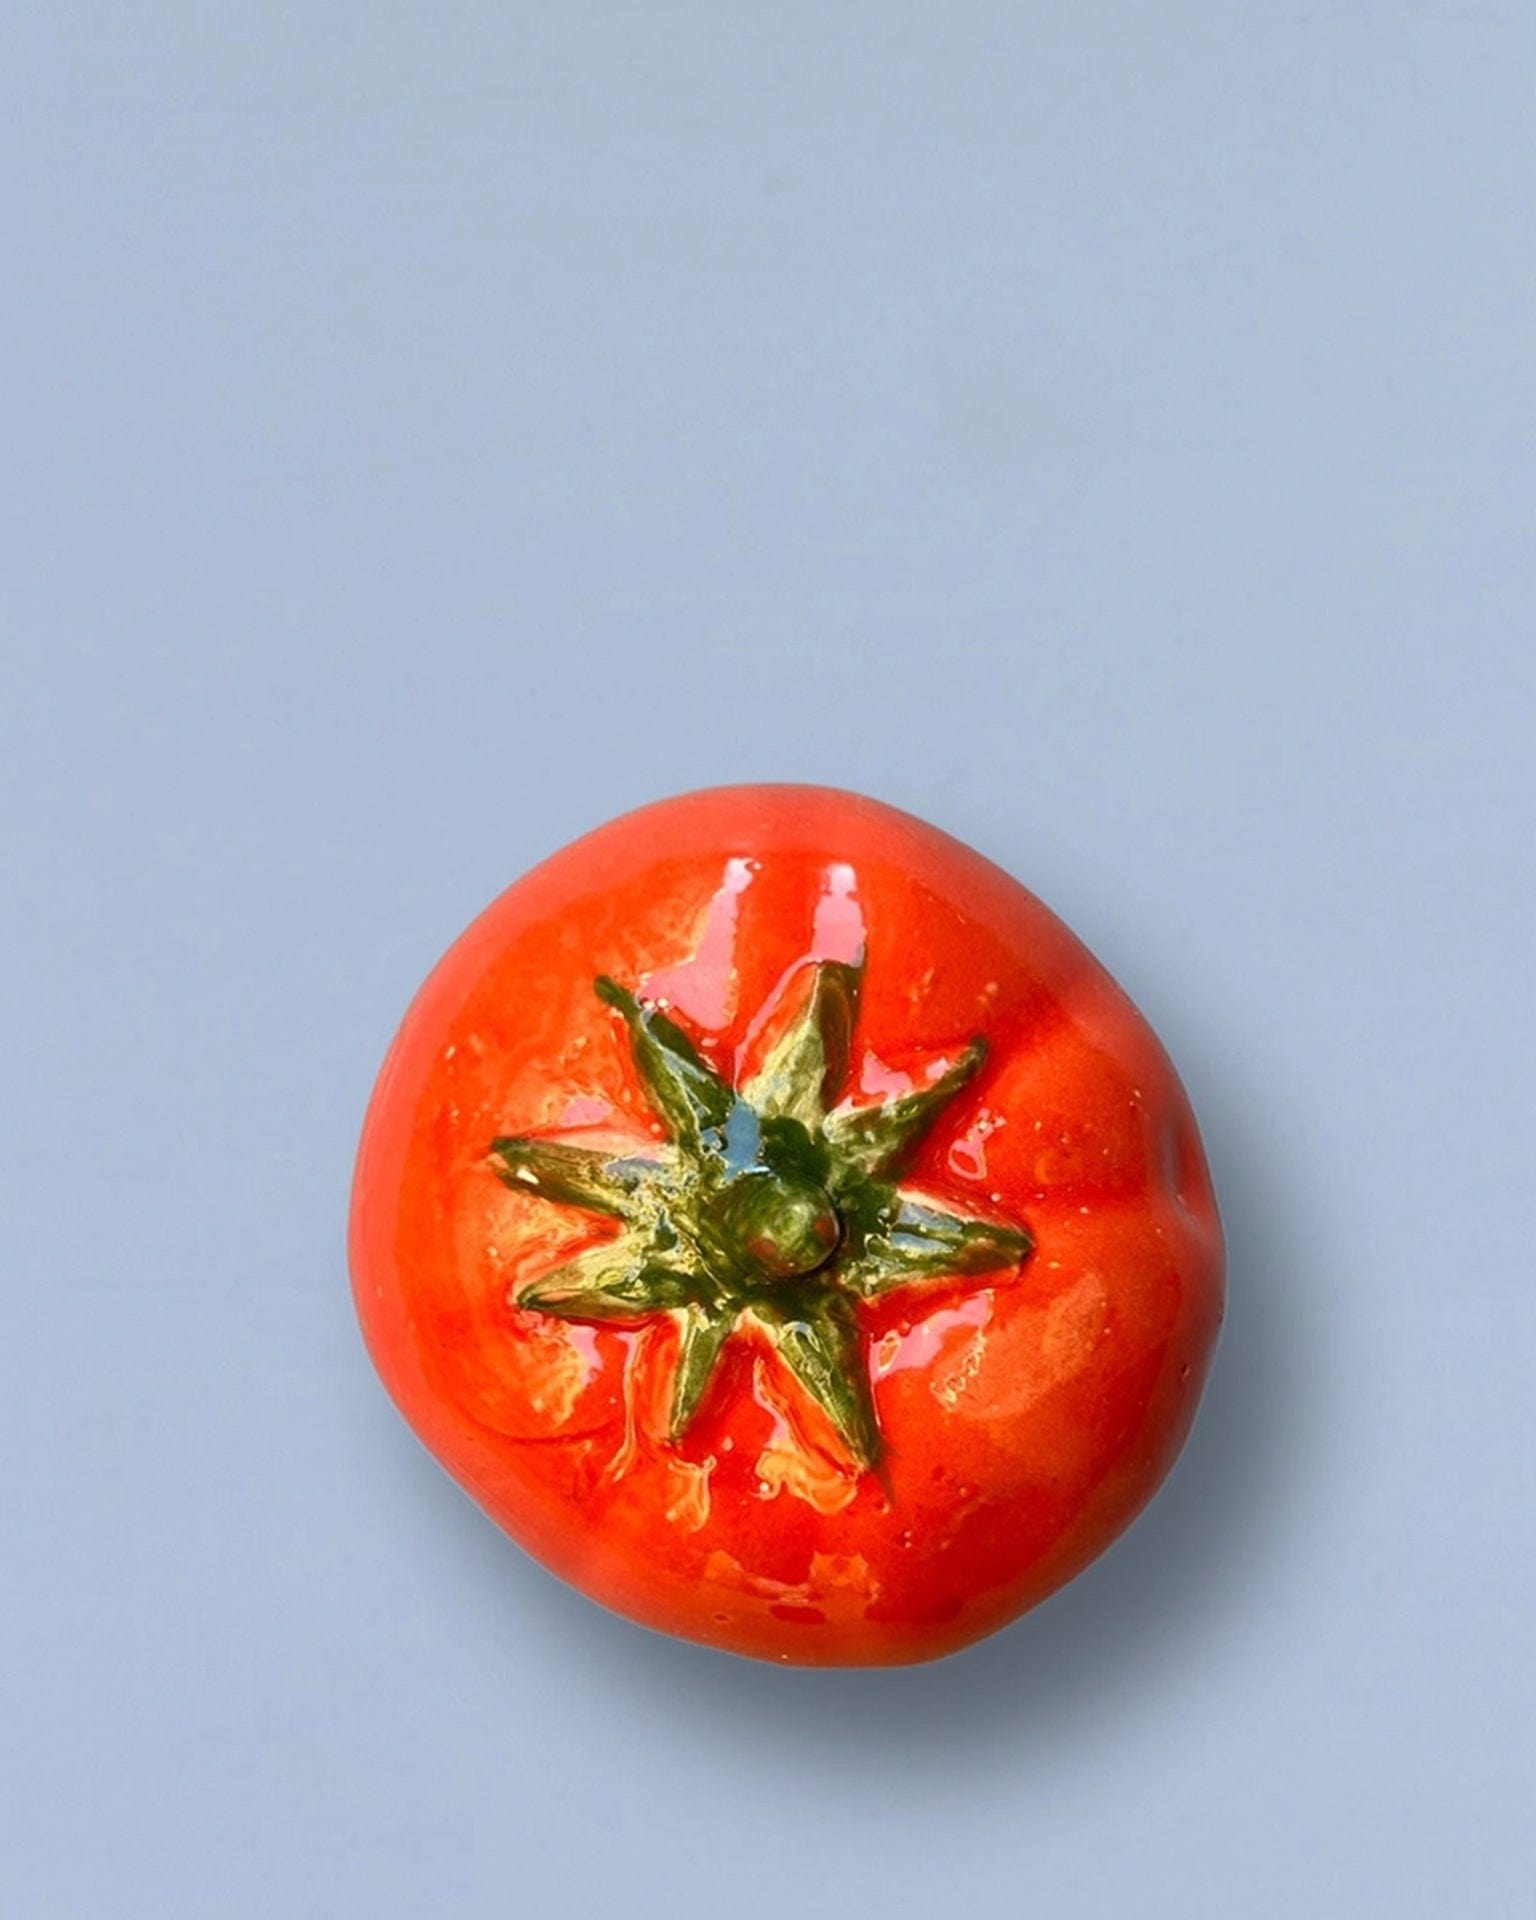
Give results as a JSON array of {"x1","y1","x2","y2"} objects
[{"x1": 487, "y1": 959, "x2": 1031, "y2": 1472}]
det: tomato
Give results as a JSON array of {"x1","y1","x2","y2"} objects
[{"x1": 350, "y1": 785, "x2": 1223, "y2": 1666}]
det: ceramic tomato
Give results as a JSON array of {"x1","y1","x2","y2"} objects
[{"x1": 350, "y1": 786, "x2": 1223, "y2": 1665}]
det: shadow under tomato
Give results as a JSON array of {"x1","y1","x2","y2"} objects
[{"x1": 372, "y1": 1048, "x2": 1323, "y2": 1777}]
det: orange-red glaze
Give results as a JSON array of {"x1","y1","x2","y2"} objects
[{"x1": 350, "y1": 786, "x2": 1224, "y2": 1665}]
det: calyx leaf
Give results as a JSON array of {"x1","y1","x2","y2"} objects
[
  {"x1": 823, "y1": 1039, "x2": 989, "y2": 1178},
  {"x1": 756, "y1": 1290, "x2": 883, "y2": 1470},
  {"x1": 839, "y1": 1194, "x2": 1031, "y2": 1298},
  {"x1": 743, "y1": 959, "x2": 862, "y2": 1129},
  {"x1": 595, "y1": 975, "x2": 737, "y2": 1150},
  {"x1": 516, "y1": 1238, "x2": 702, "y2": 1321},
  {"x1": 669, "y1": 1305, "x2": 736, "y2": 1439},
  {"x1": 488, "y1": 1136, "x2": 656, "y2": 1216}
]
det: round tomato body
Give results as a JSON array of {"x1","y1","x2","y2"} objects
[{"x1": 349, "y1": 785, "x2": 1223, "y2": 1666}]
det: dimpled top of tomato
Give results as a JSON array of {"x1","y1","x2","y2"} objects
[{"x1": 349, "y1": 785, "x2": 1224, "y2": 1666}]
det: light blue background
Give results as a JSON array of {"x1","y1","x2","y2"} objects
[{"x1": 4, "y1": 7, "x2": 1532, "y2": 1916}]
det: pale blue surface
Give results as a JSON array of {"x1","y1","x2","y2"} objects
[{"x1": 3, "y1": 8, "x2": 1533, "y2": 1916}]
